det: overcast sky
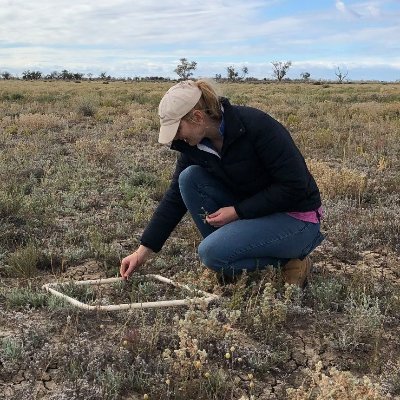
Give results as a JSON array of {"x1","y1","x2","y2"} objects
[{"x1": 1, "y1": 0, "x2": 399, "y2": 81}]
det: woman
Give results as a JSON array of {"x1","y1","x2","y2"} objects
[{"x1": 120, "y1": 80, "x2": 324, "y2": 287}]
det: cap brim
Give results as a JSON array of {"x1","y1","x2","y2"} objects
[{"x1": 158, "y1": 120, "x2": 180, "y2": 144}]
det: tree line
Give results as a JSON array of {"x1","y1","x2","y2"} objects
[
  {"x1": 174, "y1": 59, "x2": 353, "y2": 83},
  {"x1": 0, "y1": 59, "x2": 351, "y2": 83},
  {"x1": 172, "y1": 59, "x2": 295, "y2": 82}
]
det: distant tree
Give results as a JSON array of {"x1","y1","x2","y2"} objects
[
  {"x1": 1, "y1": 71, "x2": 12, "y2": 80},
  {"x1": 33, "y1": 71, "x2": 42, "y2": 80},
  {"x1": 145, "y1": 76, "x2": 169, "y2": 81},
  {"x1": 335, "y1": 66, "x2": 348, "y2": 83},
  {"x1": 241, "y1": 66, "x2": 249, "y2": 80},
  {"x1": 99, "y1": 71, "x2": 111, "y2": 80},
  {"x1": 73, "y1": 72, "x2": 84, "y2": 80},
  {"x1": 215, "y1": 73, "x2": 222, "y2": 82},
  {"x1": 271, "y1": 61, "x2": 292, "y2": 81},
  {"x1": 300, "y1": 72, "x2": 311, "y2": 81},
  {"x1": 22, "y1": 70, "x2": 42, "y2": 80},
  {"x1": 87, "y1": 73, "x2": 93, "y2": 80},
  {"x1": 227, "y1": 66, "x2": 239, "y2": 81},
  {"x1": 174, "y1": 58, "x2": 197, "y2": 80},
  {"x1": 45, "y1": 71, "x2": 61, "y2": 80},
  {"x1": 60, "y1": 69, "x2": 74, "y2": 80}
]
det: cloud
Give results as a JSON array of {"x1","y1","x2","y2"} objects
[
  {"x1": 0, "y1": 0, "x2": 276, "y2": 46},
  {"x1": 294, "y1": 58, "x2": 400, "y2": 69},
  {"x1": 336, "y1": 0, "x2": 347, "y2": 13},
  {"x1": 0, "y1": 0, "x2": 399, "y2": 80},
  {"x1": 365, "y1": 3, "x2": 381, "y2": 17},
  {"x1": 335, "y1": 0, "x2": 361, "y2": 17},
  {"x1": 335, "y1": 0, "x2": 392, "y2": 19}
]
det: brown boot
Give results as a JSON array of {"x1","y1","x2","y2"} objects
[{"x1": 282, "y1": 256, "x2": 312, "y2": 288}]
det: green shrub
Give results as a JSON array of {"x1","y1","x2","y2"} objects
[
  {"x1": 0, "y1": 189, "x2": 24, "y2": 219},
  {"x1": 334, "y1": 293, "x2": 384, "y2": 352},
  {"x1": 6, "y1": 242, "x2": 41, "y2": 278},
  {"x1": 58, "y1": 282, "x2": 96, "y2": 303},
  {"x1": 308, "y1": 276, "x2": 347, "y2": 311},
  {"x1": 1, "y1": 337, "x2": 23, "y2": 361},
  {"x1": 5, "y1": 286, "x2": 48, "y2": 309}
]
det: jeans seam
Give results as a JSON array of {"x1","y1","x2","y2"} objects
[{"x1": 225, "y1": 221, "x2": 312, "y2": 265}]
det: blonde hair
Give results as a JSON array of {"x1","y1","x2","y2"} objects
[{"x1": 183, "y1": 79, "x2": 222, "y2": 122}]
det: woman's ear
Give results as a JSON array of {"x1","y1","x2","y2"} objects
[{"x1": 191, "y1": 109, "x2": 205, "y2": 124}]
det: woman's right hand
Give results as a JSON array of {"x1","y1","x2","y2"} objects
[{"x1": 120, "y1": 245, "x2": 153, "y2": 280}]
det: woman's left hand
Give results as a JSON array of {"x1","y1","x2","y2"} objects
[{"x1": 205, "y1": 206, "x2": 239, "y2": 227}]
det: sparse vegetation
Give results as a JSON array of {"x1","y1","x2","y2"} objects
[{"x1": 0, "y1": 80, "x2": 399, "y2": 399}]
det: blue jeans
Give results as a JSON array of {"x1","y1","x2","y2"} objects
[{"x1": 178, "y1": 165, "x2": 324, "y2": 277}]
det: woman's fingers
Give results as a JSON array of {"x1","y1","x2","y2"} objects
[
  {"x1": 120, "y1": 253, "x2": 138, "y2": 279},
  {"x1": 125, "y1": 258, "x2": 137, "y2": 277},
  {"x1": 120, "y1": 259, "x2": 129, "y2": 278},
  {"x1": 206, "y1": 207, "x2": 238, "y2": 227},
  {"x1": 207, "y1": 210, "x2": 221, "y2": 218}
]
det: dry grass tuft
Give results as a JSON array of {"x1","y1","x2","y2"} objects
[
  {"x1": 6, "y1": 243, "x2": 41, "y2": 279},
  {"x1": 1, "y1": 113, "x2": 65, "y2": 132},
  {"x1": 307, "y1": 159, "x2": 367, "y2": 201},
  {"x1": 74, "y1": 137, "x2": 116, "y2": 164}
]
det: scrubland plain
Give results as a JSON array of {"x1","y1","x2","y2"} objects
[{"x1": 0, "y1": 80, "x2": 399, "y2": 399}]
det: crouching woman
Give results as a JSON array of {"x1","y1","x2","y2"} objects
[{"x1": 120, "y1": 80, "x2": 324, "y2": 286}]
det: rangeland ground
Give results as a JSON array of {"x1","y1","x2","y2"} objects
[{"x1": 0, "y1": 80, "x2": 399, "y2": 399}]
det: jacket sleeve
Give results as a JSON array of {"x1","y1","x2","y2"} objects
[
  {"x1": 234, "y1": 117, "x2": 313, "y2": 219},
  {"x1": 140, "y1": 154, "x2": 191, "y2": 252}
]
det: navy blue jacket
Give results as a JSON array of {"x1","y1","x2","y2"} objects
[{"x1": 141, "y1": 98, "x2": 321, "y2": 252}]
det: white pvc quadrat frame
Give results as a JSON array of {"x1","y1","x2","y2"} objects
[{"x1": 42, "y1": 274, "x2": 219, "y2": 311}]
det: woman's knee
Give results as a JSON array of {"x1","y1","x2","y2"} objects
[
  {"x1": 198, "y1": 238, "x2": 220, "y2": 270},
  {"x1": 178, "y1": 165, "x2": 205, "y2": 191}
]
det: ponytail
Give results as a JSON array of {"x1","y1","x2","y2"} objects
[{"x1": 183, "y1": 79, "x2": 222, "y2": 121}]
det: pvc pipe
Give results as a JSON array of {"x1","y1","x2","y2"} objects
[{"x1": 42, "y1": 275, "x2": 219, "y2": 311}]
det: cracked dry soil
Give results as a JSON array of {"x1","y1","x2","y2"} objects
[{"x1": 1, "y1": 247, "x2": 400, "y2": 399}]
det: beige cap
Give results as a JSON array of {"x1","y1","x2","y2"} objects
[{"x1": 158, "y1": 80, "x2": 202, "y2": 144}]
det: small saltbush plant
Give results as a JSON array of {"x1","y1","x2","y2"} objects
[
  {"x1": 334, "y1": 292, "x2": 384, "y2": 352},
  {"x1": 233, "y1": 276, "x2": 302, "y2": 341},
  {"x1": 5, "y1": 286, "x2": 48, "y2": 309},
  {"x1": 1, "y1": 337, "x2": 23, "y2": 361},
  {"x1": 308, "y1": 275, "x2": 347, "y2": 311}
]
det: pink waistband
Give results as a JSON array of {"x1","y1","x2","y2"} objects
[{"x1": 287, "y1": 206, "x2": 323, "y2": 224}]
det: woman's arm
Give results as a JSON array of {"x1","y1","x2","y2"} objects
[{"x1": 140, "y1": 153, "x2": 192, "y2": 252}]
